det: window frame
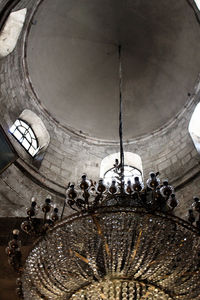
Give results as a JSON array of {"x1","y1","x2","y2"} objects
[
  {"x1": 104, "y1": 164, "x2": 142, "y2": 184},
  {"x1": 9, "y1": 118, "x2": 39, "y2": 157}
]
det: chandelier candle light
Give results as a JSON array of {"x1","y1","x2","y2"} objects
[{"x1": 6, "y1": 46, "x2": 200, "y2": 300}]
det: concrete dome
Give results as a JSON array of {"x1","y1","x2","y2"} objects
[{"x1": 27, "y1": 0, "x2": 200, "y2": 141}]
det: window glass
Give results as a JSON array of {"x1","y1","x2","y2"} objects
[
  {"x1": 15, "y1": 119, "x2": 20, "y2": 127},
  {"x1": 22, "y1": 121, "x2": 29, "y2": 129},
  {"x1": 32, "y1": 139, "x2": 37, "y2": 149},
  {"x1": 22, "y1": 139, "x2": 30, "y2": 150},
  {"x1": 29, "y1": 147, "x2": 35, "y2": 156},
  {"x1": 9, "y1": 124, "x2": 16, "y2": 134},
  {"x1": 9, "y1": 119, "x2": 39, "y2": 156},
  {"x1": 189, "y1": 102, "x2": 200, "y2": 153},
  {"x1": 100, "y1": 152, "x2": 143, "y2": 182},
  {"x1": 26, "y1": 132, "x2": 32, "y2": 143},
  {"x1": 189, "y1": 103, "x2": 200, "y2": 136},
  {"x1": 104, "y1": 165, "x2": 142, "y2": 185},
  {"x1": 18, "y1": 126, "x2": 26, "y2": 134},
  {"x1": 14, "y1": 130, "x2": 23, "y2": 141},
  {"x1": 29, "y1": 128, "x2": 35, "y2": 138}
]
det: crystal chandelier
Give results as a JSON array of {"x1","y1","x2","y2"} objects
[{"x1": 6, "y1": 46, "x2": 200, "y2": 300}]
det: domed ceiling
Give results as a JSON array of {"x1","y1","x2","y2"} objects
[{"x1": 27, "y1": 0, "x2": 200, "y2": 141}]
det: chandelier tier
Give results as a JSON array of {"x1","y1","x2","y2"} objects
[{"x1": 21, "y1": 207, "x2": 200, "y2": 299}]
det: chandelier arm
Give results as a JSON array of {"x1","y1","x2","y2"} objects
[
  {"x1": 60, "y1": 200, "x2": 66, "y2": 220},
  {"x1": 118, "y1": 45, "x2": 125, "y2": 185}
]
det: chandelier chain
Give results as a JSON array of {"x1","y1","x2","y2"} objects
[{"x1": 118, "y1": 45, "x2": 124, "y2": 186}]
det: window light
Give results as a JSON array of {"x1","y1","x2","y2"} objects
[
  {"x1": 104, "y1": 165, "x2": 142, "y2": 185},
  {"x1": 194, "y1": 0, "x2": 200, "y2": 10},
  {"x1": 189, "y1": 102, "x2": 200, "y2": 136},
  {"x1": 189, "y1": 102, "x2": 200, "y2": 153},
  {"x1": 9, "y1": 119, "x2": 39, "y2": 156}
]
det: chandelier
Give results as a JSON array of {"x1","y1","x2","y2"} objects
[{"x1": 6, "y1": 46, "x2": 200, "y2": 300}]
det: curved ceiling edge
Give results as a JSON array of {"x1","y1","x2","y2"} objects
[
  {"x1": 15, "y1": 157, "x2": 66, "y2": 198},
  {"x1": 21, "y1": 0, "x2": 200, "y2": 146}
]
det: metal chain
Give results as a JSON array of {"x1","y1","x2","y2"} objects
[{"x1": 118, "y1": 45, "x2": 124, "y2": 184}]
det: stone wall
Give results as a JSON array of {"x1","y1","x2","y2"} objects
[
  {"x1": 176, "y1": 172, "x2": 200, "y2": 219},
  {"x1": 0, "y1": 0, "x2": 200, "y2": 219},
  {"x1": 0, "y1": 162, "x2": 70, "y2": 217}
]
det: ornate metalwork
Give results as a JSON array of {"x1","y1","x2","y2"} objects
[
  {"x1": 65, "y1": 172, "x2": 177, "y2": 214},
  {"x1": 6, "y1": 171, "x2": 200, "y2": 299},
  {"x1": 21, "y1": 207, "x2": 200, "y2": 299}
]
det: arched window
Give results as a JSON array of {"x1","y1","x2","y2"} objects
[
  {"x1": 104, "y1": 165, "x2": 142, "y2": 185},
  {"x1": 9, "y1": 110, "x2": 50, "y2": 158},
  {"x1": 10, "y1": 119, "x2": 39, "y2": 156},
  {"x1": 189, "y1": 102, "x2": 200, "y2": 153},
  {"x1": 100, "y1": 152, "x2": 143, "y2": 185}
]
